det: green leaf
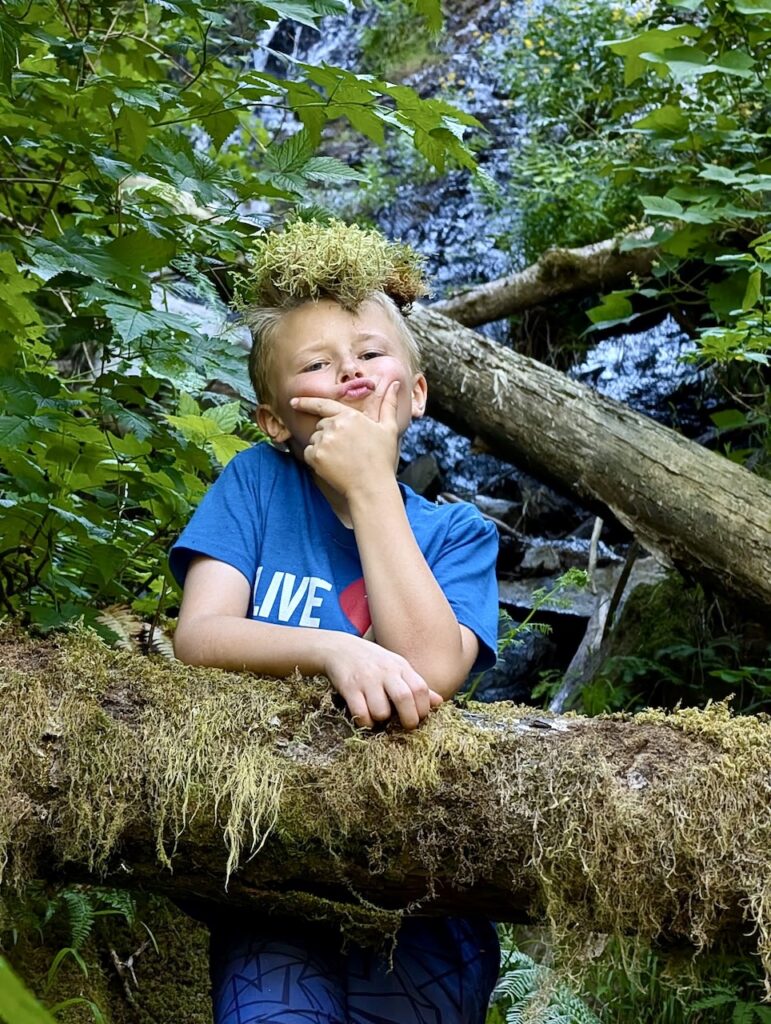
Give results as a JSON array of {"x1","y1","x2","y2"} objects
[
  {"x1": 742, "y1": 268, "x2": 762, "y2": 309},
  {"x1": 207, "y1": 434, "x2": 251, "y2": 466},
  {"x1": 708, "y1": 271, "x2": 750, "y2": 320},
  {"x1": 715, "y1": 50, "x2": 756, "y2": 76},
  {"x1": 105, "y1": 229, "x2": 177, "y2": 274},
  {"x1": 732, "y1": 1001, "x2": 754, "y2": 1024},
  {"x1": 178, "y1": 392, "x2": 200, "y2": 416},
  {"x1": 632, "y1": 104, "x2": 689, "y2": 137},
  {"x1": 0, "y1": 957, "x2": 57, "y2": 1024},
  {"x1": 641, "y1": 194, "x2": 683, "y2": 217},
  {"x1": 207, "y1": 108, "x2": 239, "y2": 151},
  {"x1": 0, "y1": 12, "x2": 20, "y2": 96},
  {"x1": 642, "y1": 45, "x2": 711, "y2": 83},
  {"x1": 409, "y1": 0, "x2": 443, "y2": 32},
  {"x1": 605, "y1": 26, "x2": 701, "y2": 83},
  {"x1": 103, "y1": 304, "x2": 169, "y2": 344},
  {"x1": 0, "y1": 252, "x2": 44, "y2": 338},
  {"x1": 103, "y1": 301, "x2": 199, "y2": 344},
  {"x1": 164, "y1": 412, "x2": 220, "y2": 442},
  {"x1": 256, "y1": 0, "x2": 347, "y2": 28},
  {"x1": 115, "y1": 104, "x2": 150, "y2": 157},
  {"x1": 302, "y1": 156, "x2": 367, "y2": 184},
  {"x1": 202, "y1": 401, "x2": 241, "y2": 432},
  {"x1": 700, "y1": 164, "x2": 743, "y2": 184},
  {"x1": 27, "y1": 233, "x2": 149, "y2": 294},
  {"x1": 734, "y1": 0, "x2": 771, "y2": 14},
  {"x1": 266, "y1": 129, "x2": 314, "y2": 173},
  {"x1": 587, "y1": 291, "x2": 634, "y2": 325},
  {"x1": 0, "y1": 416, "x2": 33, "y2": 449},
  {"x1": 711, "y1": 408, "x2": 748, "y2": 430}
]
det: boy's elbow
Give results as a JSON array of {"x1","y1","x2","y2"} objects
[{"x1": 173, "y1": 618, "x2": 208, "y2": 666}]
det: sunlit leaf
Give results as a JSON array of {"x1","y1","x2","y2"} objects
[{"x1": 0, "y1": 957, "x2": 57, "y2": 1024}]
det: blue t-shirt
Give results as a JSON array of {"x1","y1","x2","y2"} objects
[{"x1": 170, "y1": 443, "x2": 499, "y2": 672}]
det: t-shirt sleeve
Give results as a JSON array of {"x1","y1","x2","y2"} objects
[
  {"x1": 169, "y1": 448, "x2": 263, "y2": 588},
  {"x1": 432, "y1": 505, "x2": 499, "y2": 673}
]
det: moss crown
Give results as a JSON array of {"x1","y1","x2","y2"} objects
[{"x1": 236, "y1": 219, "x2": 430, "y2": 312}]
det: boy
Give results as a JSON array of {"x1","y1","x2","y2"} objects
[{"x1": 170, "y1": 220, "x2": 500, "y2": 1023}]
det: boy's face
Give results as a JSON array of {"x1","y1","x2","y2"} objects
[{"x1": 257, "y1": 298, "x2": 427, "y2": 452}]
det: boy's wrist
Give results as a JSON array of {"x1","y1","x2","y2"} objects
[
  {"x1": 346, "y1": 474, "x2": 402, "y2": 519},
  {"x1": 319, "y1": 629, "x2": 361, "y2": 676}
]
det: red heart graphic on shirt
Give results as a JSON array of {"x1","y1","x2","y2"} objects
[{"x1": 339, "y1": 577, "x2": 371, "y2": 636}]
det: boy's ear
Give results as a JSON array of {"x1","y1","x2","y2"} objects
[
  {"x1": 410, "y1": 373, "x2": 428, "y2": 419},
  {"x1": 256, "y1": 404, "x2": 291, "y2": 444}
]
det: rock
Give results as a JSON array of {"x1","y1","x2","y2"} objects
[
  {"x1": 473, "y1": 495, "x2": 522, "y2": 526},
  {"x1": 463, "y1": 613, "x2": 558, "y2": 704},
  {"x1": 398, "y1": 453, "x2": 441, "y2": 495},
  {"x1": 498, "y1": 557, "x2": 668, "y2": 618},
  {"x1": 519, "y1": 538, "x2": 621, "y2": 576}
]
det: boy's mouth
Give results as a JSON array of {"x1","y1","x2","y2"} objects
[{"x1": 338, "y1": 379, "x2": 375, "y2": 401}]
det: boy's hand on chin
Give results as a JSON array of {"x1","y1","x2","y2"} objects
[
  {"x1": 323, "y1": 633, "x2": 442, "y2": 731},
  {"x1": 290, "y1": 381, "x2": 401, "y2": 496}
]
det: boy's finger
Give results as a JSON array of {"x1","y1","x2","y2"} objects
[
  {"x1": 386, "y1": 679, "x2": 421, "y2": 730},
  {"x1": 290, "y1": 396, "x2": 347, "y2": 416},
  {"x1": 367, "y1": 686, "x2": 393, "y2": 723},
  {"x1": 346, "y1": 692, "x2": 373, "y2": 730},
  {"x1": 377, "y1": 380, "x2": 400, "y2": 424},
  {"x1": 429, "y1": 690, "x2": 443, "y2": 707}
]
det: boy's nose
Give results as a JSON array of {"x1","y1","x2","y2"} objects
[{"x1": 339, "y1": 359, "x2": 364, "y2": 383}]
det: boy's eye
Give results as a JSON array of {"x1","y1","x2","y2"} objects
[
  {"x1": 361, "y1": 350, "x2": 382, "y2": 360},
  {"x1": 302, "y1": 360, "x2": 326, "y2": 372}
]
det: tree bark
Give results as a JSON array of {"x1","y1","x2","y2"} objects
[
  {"x1": 431, "y1": 230, "x2": 657, "y2": 327},
  {"x1": 3, "y1": 629, "x2": 771, "y2": 966},
  {"x1": 408, "y1": 305, "x2": 771, "y2": 611}
]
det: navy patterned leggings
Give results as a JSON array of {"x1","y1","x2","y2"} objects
[{"x1": 209, "y1": 916, "x2": 500, "y2": 1024}]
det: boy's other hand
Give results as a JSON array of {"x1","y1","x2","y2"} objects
[
  {"x1": 290, "y1": 381, "x2": 401, "y2": 495},
  {"x1": 322, "y1": 632, "x2": 442, "y2": 731}
]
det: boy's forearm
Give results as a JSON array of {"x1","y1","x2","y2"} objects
[
  {"x1": 348, "y1": 479, "x2": 473, "y2": 696},
  {"x1": 174, "y1": 614, "x2": 351, "y2": 677}
]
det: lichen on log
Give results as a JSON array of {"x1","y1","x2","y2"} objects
[{"x1": 3, "y1": 627, "x2": 771, "y2": 984}]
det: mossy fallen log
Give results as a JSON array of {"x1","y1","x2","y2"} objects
[
  {"x1": 409, "y1": 305, "x2": 771, "y2": 612},
  {"x1": 430, "y1": 231, "x2": 658, "y2": 327},
  {"x1": 3, "y1": 627, "x2": 771, "y2": 980}
]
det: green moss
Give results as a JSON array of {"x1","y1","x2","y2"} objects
[
  {"x1": 3, "y1": 892, "x2": 212, "y2": 1024},
  {"x1": 236, "y1": 218, "x2": 429, "y2": 312},
  {"x1": 5, "y1": 625, "x2": 771, "y2": 993}
]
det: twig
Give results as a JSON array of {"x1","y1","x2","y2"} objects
[
  {"x1": 602, "y1": 541, "x2": 640, "y2": 643},
  {"x1": 588, "y1": 516, "x2": 603, "y2": 594}
]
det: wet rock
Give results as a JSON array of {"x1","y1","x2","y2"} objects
[
  {"x1": 402, "y1": 417, "x2": 520, "y2": 498},
  {"x1": 473, "y1": 495, "x2": 522, "y2": 528},
  {"x1": 398, "y1": 453, "x2": 441, "y2": 495},
  {"x1": 497, "y1": 532, "x2": 527, "y2": 574},
  {"x1": 517, "y1": 477, "x2": 588, "y2": 536},
  {"x1": 519, "y1": 538, "x2": 621, "y2": 576},
  {"x1": 463, "y1": 616, "x2": 558, "y2": 705}
]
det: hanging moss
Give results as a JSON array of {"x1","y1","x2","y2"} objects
[{"x1": 3, "y1": 625, "x2": 771, "y2": 993}]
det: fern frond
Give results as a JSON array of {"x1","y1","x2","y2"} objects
[
  {"x1": 494, "y1": 948, "x2": 601, "y2": 1024},
  {"x1": 93, "y1": 888, "x2": 136, "y2": 925},
  {"x1": 96, "y1": 606, "x2": 174, "y2": 658},
  {"x1": 61, "y1": 889, "x2": 95, "y2": 950}
]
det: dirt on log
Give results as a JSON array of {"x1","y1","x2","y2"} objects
[
  {"x1": 408, "y1": 305, "x2": 771, "y2": 611},
  {"x1": 3, "y1": 627, "x2": 771, "y2": 975},
  {"x1": 431, "y1": 231, "x2": 657, "y2": 327}
]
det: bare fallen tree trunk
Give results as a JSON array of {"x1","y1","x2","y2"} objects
[
  {"x1": 409, "y1": 305, "x2": 771, "y2": 611},
  {"x1": 3, "y1": 628, "x2": 771, "y2": 972},
  {"x1": 431, "y1": 230, "x2": 657, "y2": 327}
]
